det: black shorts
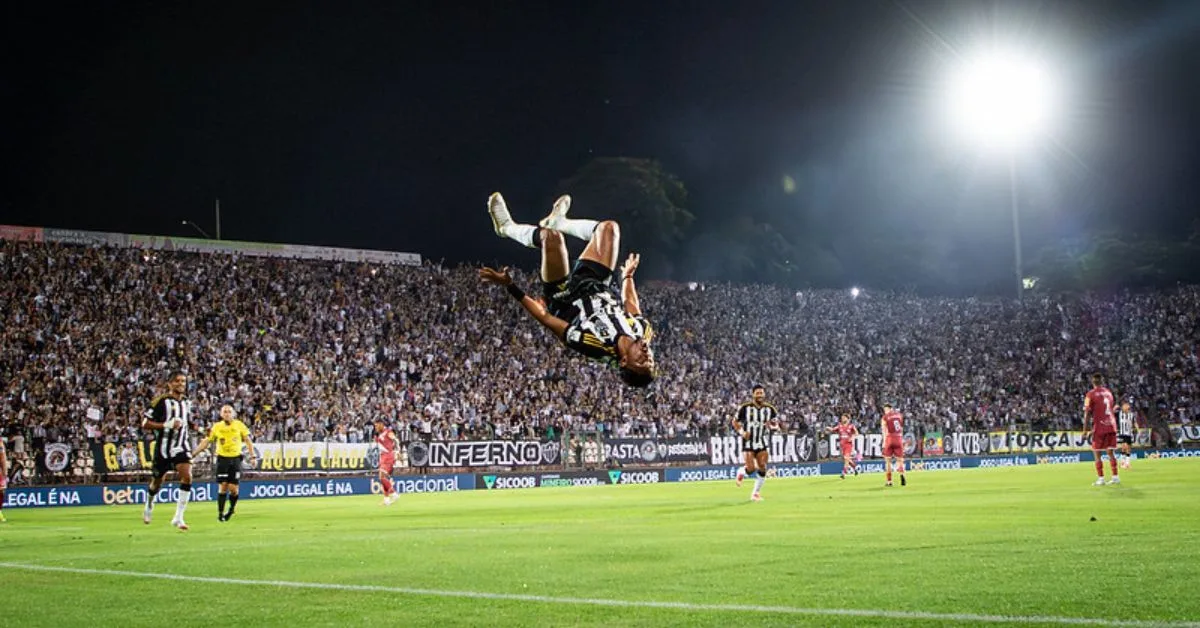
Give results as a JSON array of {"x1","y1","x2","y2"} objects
[
  {"x1": 153, "y1": 452, "x2": 192, "y2": 478},
  {"x1": 742, "y1": 447, "x2": 768, "y2": 455},
  {"x1": 1118, "y1": 434, "x2": 1133, "y2": 445},
  {"x1": 216, "y1": 456, "x2": 244, "y2": 484},
  {"x1": 543, "y1": 259, "x2": 613, "y2": 321}
]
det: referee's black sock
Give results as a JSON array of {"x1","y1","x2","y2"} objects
[
  {"x1": 229, "y1": 493, "x2": 239, "y2": 512},
  {"x1": 218, "y1": 492, "x2": 227, "y2": 515}
]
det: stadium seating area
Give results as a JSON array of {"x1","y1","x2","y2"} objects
[{"x1": 2, "y1": 239, "x2": 1198, "y2": 484}]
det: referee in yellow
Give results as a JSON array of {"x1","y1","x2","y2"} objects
[{"x1": 193, "y1": 405, "x2": 256, "y2": 522}]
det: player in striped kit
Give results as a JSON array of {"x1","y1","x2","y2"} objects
[
  {"x1": 141, "y1": 371, "x2": 195, "y2": 530},
  {"x1": 480, "y1": 193, "x2": 656, "y2": 387},
  {"x1": 1117, "y1": 400, "x2": 1136, "y2": 469},
  {"x1": 732, "y1": 385, "x2": 780, "y2": 501}
]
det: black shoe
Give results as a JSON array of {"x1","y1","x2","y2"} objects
[
  {"x1": 900, "y1": 475, "x2": 907, "y2": 486},
  {"x1": 224, "y1": 510, "x2": 235, "y2": 521},
  {"x1": 219, "y1": 513, "x2": 227, "y2": 522},
  {"x1": 840, "y1": 473, "x2": 846, "y2": 479}
]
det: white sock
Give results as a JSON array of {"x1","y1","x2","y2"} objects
[
  {"x1": 174, "y1": 488, "x2": 191, "y2": 521},
  {"x1": 500, "y1": 222, "x2": 539, "y2": 248},
  {"x1": 547, "y1": 217, "x2": 599, "y2": 242},
  {"x1": 752, "y1": 475, "x2": 765, "y2": 495}
]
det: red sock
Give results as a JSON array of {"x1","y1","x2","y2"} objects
[
  {"x1": 1109, "y1": 455, "x2": 1118, "y2": 475},
  {"x1": 382, "y1": 477, "x2": 394, "y2": 496},
  {"x1": 886, "y1": 471, "x2": 892, "y2": 482},
  {"x1": 1094, "y1": 459, "x2": 1104, "y2": 477}
]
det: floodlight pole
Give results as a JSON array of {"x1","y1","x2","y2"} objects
[
  {"x1": 1009, "y1": 155, "x2": 1023, "y2": 302},
  {"x1": 215, "y1": 198, "x2": 221, "y2": 240}
]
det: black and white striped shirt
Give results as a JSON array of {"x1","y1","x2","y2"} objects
[
  {"x1": 736, "y1": 402, "x2": 779, "y2": 451},
  {"x1": 563, "y1": 292, "x2": 652, "y2": 368},
  {"x1": 1118, "y1": 410, "x2": 1136, "y2": 437},
  {"x1": 145, "y1": 396, "x2": 193, "y2": 459}
]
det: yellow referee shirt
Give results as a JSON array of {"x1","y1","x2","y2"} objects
[{"x1": 208, "y1": 420, "x2": 251, "y2": 458}]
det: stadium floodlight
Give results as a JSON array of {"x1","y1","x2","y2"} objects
[
  {"x1": 944, "y1": 50, "x2": 1056, "y2": 151},
  {"x1": 851, "y1": 287, "x2": 861, "y2": 299},
  {"x1": 943, "y1": 48, "x2": 1060, "y2": 300}
]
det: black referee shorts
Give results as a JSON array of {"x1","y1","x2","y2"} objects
[
  {"x1": 215, "y1": 455, "x2": 244, "y2": 484},
  {"x1": 1117, "y1": 434, "x2": 1134, "y2": 446}
]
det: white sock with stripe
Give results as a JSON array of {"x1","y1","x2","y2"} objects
[{"x1": 752, "y1": 474, "x2": 765, "y2": 495}]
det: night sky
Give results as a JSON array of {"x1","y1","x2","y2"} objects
[{"x1": 3, "y1": 1, "x2": 1198, "y2": 277}]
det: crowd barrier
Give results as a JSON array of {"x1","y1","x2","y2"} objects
[{"x1": 5, "y1": 450, "x2": 1197, "y2": 508}]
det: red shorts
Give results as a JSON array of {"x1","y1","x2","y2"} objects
[
  {"x1": 1092, "y1": 432, "x2": 1117, "y2": 451},
  {"x1": 883, "y1": 438, "x2": 904, "y2": 457},
  {"x1": 379, "y1": 456, "x2": 395, "y2": 475},
  {"x1": 840, "y1": 444, "x2": 855, "y2": 456}
]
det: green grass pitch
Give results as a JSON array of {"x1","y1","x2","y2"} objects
[{"x1": 2, "y1": 459, "x2": 1198, "y2": 627}]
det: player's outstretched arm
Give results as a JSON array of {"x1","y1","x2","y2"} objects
[
  {"x1": 620, "y1": 253, "x2": 643, "y2": 316},
  {"x1": 479, "y1": 266, "x2": 569, "y2": 339},
  {"x1": 192, "y1": 437, "x2": 211, "y2": 458}
]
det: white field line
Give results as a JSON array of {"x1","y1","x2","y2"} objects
[{"x1": 1, "y1": 562, "x2": 1196, "y2": 627}]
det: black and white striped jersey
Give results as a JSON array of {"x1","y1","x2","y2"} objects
[
  {"x1": 736, "y1": 402, "x2": 779, "y2": 451},
  {"x1": 1117, "y1": 410, "x2": 1136, "y2": 437},
  {"x1": 563, "y1": 291, "x2": 652, "y2": 368},
  {"x1": 145, "y1": 395, "x2": 193, "y2": 459}
]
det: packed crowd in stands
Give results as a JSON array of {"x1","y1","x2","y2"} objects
[{"x1": 2, "y1": 239, "x2": 1198, "y2": 484}]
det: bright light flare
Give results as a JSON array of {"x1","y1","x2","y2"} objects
[
  {"x1": 850, "y1": 287, "x2": 861, "y2": 298},
  {"x1": 945, "y1": 51, "x2": 1057, "y2": 150}
]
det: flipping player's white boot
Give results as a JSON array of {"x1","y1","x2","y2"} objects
[
  {"x1": 1092, "y1": 478, "x2": 1106, "y2": 487},
  {"x1": 538, "y1": 194, "x2": 571, "y2": 230},
  {"x1": 488, "y1": 192, "x2": 514, "y2": 236}
]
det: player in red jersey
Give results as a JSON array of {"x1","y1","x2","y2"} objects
[
  {"x1": 827, "y1": 414, "x2": 859, "y2": 479},
  {"x1": 0, "y1": 436, "x2": 8, "y2": 523},
  {"x1": 881, "y1": 404, "x2": 906, "y2": 487},
  {"x1": 1083, "y1": 373, "x2": 1120, "y2": 486},
  {"x1": 374, "y1": 421, "x2": 401, "y2": 505}
]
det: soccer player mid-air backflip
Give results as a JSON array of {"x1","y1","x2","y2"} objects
[{"x1": 479, "y1": 193, "x2": 656, "y2": 387}]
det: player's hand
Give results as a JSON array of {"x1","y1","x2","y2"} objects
[
  {"x1": 741, "y1": 430, "x2": 750, "y2": 440},
  {"x1": 620, "y1": 253, "x2": 640, "y2": 279},
  {"x1": 479, "y1": 267, "x2": 513, "y2": 286}
]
